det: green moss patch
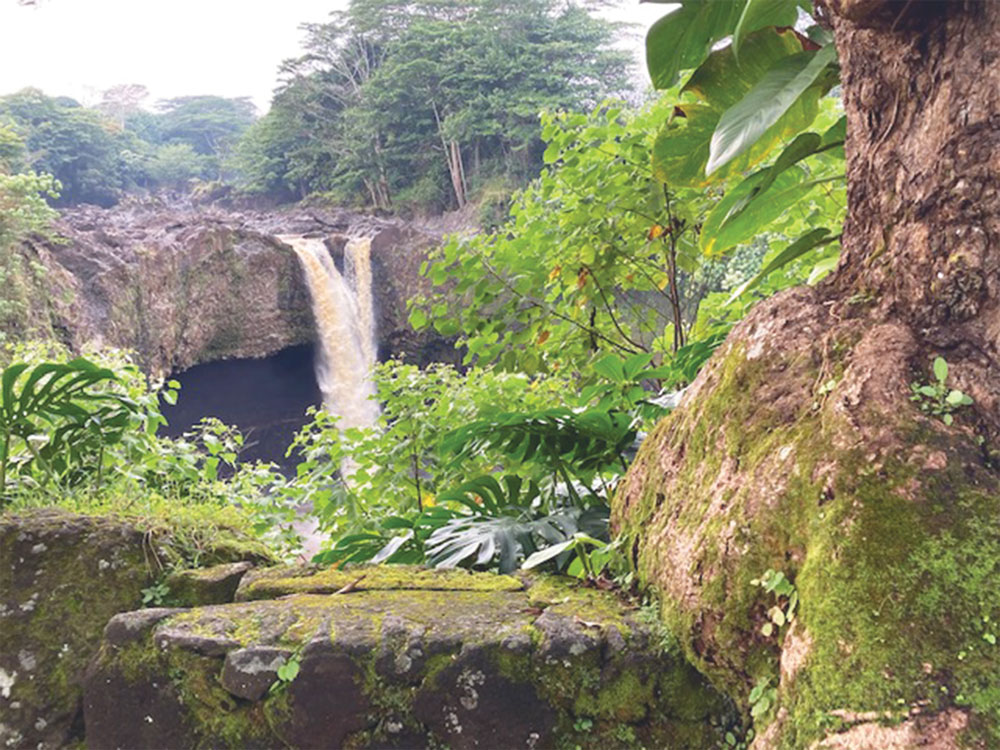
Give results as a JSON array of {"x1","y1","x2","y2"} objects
[
  {"x1": 614, "y1": 318, "x2": 1000, "y2": 747},
  {"x1": 236, "y1": 563, "x2": 524, "y2": 601}
]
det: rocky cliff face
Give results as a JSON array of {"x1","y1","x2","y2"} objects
[{"x1": 13, "y1": 198, "x2": 450, "y2": 375}]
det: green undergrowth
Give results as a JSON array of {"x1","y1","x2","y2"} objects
[{"x1": 7, "y1": 489, "x2": 273, "y2": 569}]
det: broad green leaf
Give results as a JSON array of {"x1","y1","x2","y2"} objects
[
  {"x1": 372, "y1": 532, "x2": 414, "y2": 563},
  {"x1": 1, "y1": 363, "x2": 29, "y2": 415},
  {"x1": 822, "y1": 115, "x2": 847, "y2": 147},
  {"x1": 733, "y1": 0, "x2": 799, "y2": 61},
  {"x1": 684, "y1": 29, "x2": 804, "y2": 114},
  {"x1": 652, "y1": 105, "x2": 722, "y2": 187},
  {"x1": 726, "y1": 228, "x2": 835, "y2": 303},
  {"x1": 701, "y1": 166, "x2": 813, "y2": 256},
  {"x1": 718, "y1": 132, "x2": 822, "y2": 224},
  {"x1": 646, "y1": 0, "x2": 745, "y2": 90},
  {"x1": 623, "y1": 352, "x2": 655, "y2": 379},
  {"x1": 714, "y1": 173, "x2": 842, "y2": 255},
  {"x1": 654, "y1": 34, "x2": 824, "y2": 188},
  {"x1": 522, "y1": 539, "x2": 575, "y2": 569},
  {"x1": 409, "y1": 308, "x2": 427, "y2": 329},
  {"x1": 708, "y1": 44, "x2": 838, "y2": 175},
  {"x1": 592, "y1": 354, "x2": 626, "y2": 382},
  {"x1": 933, "y1": 357, "x2": 948, "y2": 383},
  {"x1": 946, "y1": 390, "x2": 969, "y2": 407}
]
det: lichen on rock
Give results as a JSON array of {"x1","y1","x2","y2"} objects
[
  {"x1": 0, "y1": 508, "x2": 271, "y2": 749},
  {"x1": 84, "y1": 564, "x2": 729, "y2": 749}
]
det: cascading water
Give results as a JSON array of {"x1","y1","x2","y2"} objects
[
  {"x1": 280, "y1": 234, "x2": 380, "y2": 556},
  {"x1": 344, "y1": 238, "x2": 377, "y2": 373},
  {"x1": 280, "y1": 235, "x2": 379, "y2": 430}
]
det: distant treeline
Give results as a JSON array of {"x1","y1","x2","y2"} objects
[
  {"x1": 0, "y1": 88, "x2": 256, "y2": 207},
  {"x1": 0, "y1": 0, "x2": 633, "y2": 213}
]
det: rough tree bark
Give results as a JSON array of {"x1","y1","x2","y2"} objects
[
  {"x1": 828, "y1": 0, "x2": 1000, "y2": 431},
  {"x1": 615, "y1": 3, "x2": 1000, "y2": 748}
]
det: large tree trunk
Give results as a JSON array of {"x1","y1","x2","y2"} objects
[
  {"x1": 829, "y1": 0, "x2": 1000, "y2": 430},
  {"x1": 614, "y1": 3, "x2": 1000, "y2": 748}
]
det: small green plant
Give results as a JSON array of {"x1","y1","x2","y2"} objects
[
  {"x1": 572, "y1": 717, "x2": 593, "y2": 733},
  {"x1": 751, "y1": 569, "x2": 797, "y2": 638},
  {"x1": 982, "y1": 615, "x2": 997, "y2": 646},
  {"x1": 910, "y1": 356, "x2": 973, "y2": 425},
  {"x1": 141, "y1": 579, "x2": 171, "y2": 607},
  {"x1": 722, "y1": 726, "x2": 755, "y2": 749},
  {"x1": 635, "y1": 601, "x2": 678, "y2": 656},
  {"x1": 749, "y1": 676, "x2": 777, "y2": 721},
  {"x1": 270, "y1": 652, "x2": 302, "y2": 694}
]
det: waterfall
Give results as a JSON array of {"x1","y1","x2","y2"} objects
[
  {"x1": 281, "y1": 234, "x2": 380, "y2": 558},
  {"x1": 280, "y1": 235, "x2": 379, "y2": 430},
  {"x1": 345, "y1": 238, "x2": 377, "y2": 372}
]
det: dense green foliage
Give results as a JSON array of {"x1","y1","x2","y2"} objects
[
  {"x1": 0, "y1": 343, "x2": 295, "y2": 551},
  {"x1": 233, "y1": 0, "x2": 633, "y2": 211},
  {"x1": 0, "y1": 89, "x2": 256, "y2": 205},
  {"x1": 411, "y1": 92, "x2": 844, "y2": 388},
  {"x1": 0, "y1": 125, "x2": 59, "y2": 342},
  {"x1": 284, "y1": 356, "x2": 665, "y2": 575},
  {"x1": 1, "y1": 0, "x2": 847, "y2": 580}
]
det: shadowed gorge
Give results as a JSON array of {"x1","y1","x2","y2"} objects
[{"x1": 161, "y1": 345, "x2": 320, "y2": 473}]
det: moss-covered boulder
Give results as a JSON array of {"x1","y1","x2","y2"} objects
[
  {"x1": 167, "y1": 561, "x2": 256, "y2": 607},
  {"x1": 84, "y1": 565, "x2": 730, "y2": 749},
  {"x1": 614, "y1": 290, "x2": 1000, "y2": 748},
  {"x1": 0, "y1": 509, "x2": 272, "y2": 749}
]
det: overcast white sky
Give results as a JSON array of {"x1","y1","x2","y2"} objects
[{"x1": 0, "y1": 0, "x2": 667, "y2": 113}]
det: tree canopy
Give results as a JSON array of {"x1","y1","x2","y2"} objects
[
  {"x1": 0, "y1": 88, "x2": 257, "y2": 206},
  {"x1": 234, "y1": 0, "x2": 633, "y2": 210}
]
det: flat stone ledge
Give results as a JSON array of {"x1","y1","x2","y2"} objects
[{"x1": 84, "y1": 566, "x2": 731, "y2": 749}]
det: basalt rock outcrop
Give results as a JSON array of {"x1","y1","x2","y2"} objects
[
  {"x1": 83, "y1": 565, "x2": 732, "y2": 749},
  {"x1": 0, "y1": 509, "x2": 272, "y2": 750},
  {"x1": 14, "y1": 198, "x2": 451, "y2": 375}
]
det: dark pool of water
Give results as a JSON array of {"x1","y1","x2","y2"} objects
[{"x1": 160, "y1": 344, "x2": 321, "y2": 474}]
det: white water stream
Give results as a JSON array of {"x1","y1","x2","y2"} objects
[{"x1": 279, "y1": 234, "x2": 380, "y2": 555}]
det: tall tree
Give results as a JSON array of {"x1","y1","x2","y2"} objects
[
  {"x1": 616, "y1": 2, "x2": 1000, "y2": 747},
  {"x1": 96, "y1": 84, "x2": 149, "y2": 129},
  {"x1": 0, "y1": 89, "x2": 124, "y2": 206},
  {"x1": 242, "y1": 0, "x2": 632, "y2": 210},
  {"x1": 155, "y1": 95, "x2": 256, "y2": 179}
]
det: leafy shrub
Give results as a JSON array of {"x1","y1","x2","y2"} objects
[
  {"x1": 307, "y1": 353, "x2": 668, "y2": 577},
  {"x1": 0, "y1": 344, "x2": 295, "y2": 553},
  {"x1": 0, "y1": 358, "x2": 138, "y2": 502}
]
